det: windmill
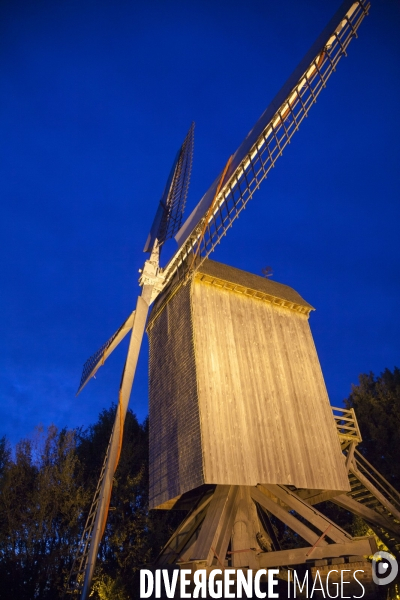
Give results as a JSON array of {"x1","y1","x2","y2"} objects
[{"x1": 66, "y1": 0, "x2": 400, "y2": 597}]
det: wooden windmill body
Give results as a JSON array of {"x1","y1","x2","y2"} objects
[
  {"x1": 65, "y1": 3, "x2": 400, "y2": 597},
  {"x1": 148, "y1": 259, "x2": 349, "y2": 510},
  {"x1": 148, "y1": 262, "x2": 394, "y2": 586}
]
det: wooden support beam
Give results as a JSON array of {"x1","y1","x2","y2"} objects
[
  {"x1": 165, "y1": 512, "x2": 207, "y2": 565},
  {"x1": 231, "y1": 487, "x2": 260, "y2": 569},
  {"x1": 179, "y1": 526, "x2": 206, "y2": 563},
  {"x1": 256, "y1": 504, "x2": 280, "y2": 551},
  {"x1": 261, "y1": 484, "x2": 350, "y2": 543},
  {"x1": 346, "y1": 442, "x2": 356, "y2": 472},
  {"x1": 258, "y1": 538, "x2": 377, "y2": 569},
  {"x1": 296, "y1": 488, "x2": 343, "y2": 505},
  {"x1": 210, "y1": 487, "x2": 242, "y2": 568},
  {"x1": 333, "y1": 494, "x2": 400, "y2": 537},
  {"x1": 156, "y1": 493, "x2": 213, "y2": 565},
  {"x1": 190, "y1": 485, "x2": 239, "y2": 565},
  {"x1": 251, "y1": 487, "x2": 328, "y2": 547}
]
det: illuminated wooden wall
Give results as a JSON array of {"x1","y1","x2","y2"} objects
[{"x1": 148, "y1": 260, "x2": 349, "y2": 509}]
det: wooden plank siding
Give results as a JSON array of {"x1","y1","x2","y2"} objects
[
  {"x1": 148, "y1": 281, "x2": 204, "y2": 509},
  {"x1": 147, "y1": 260, "x2": 349, "y2": 509},
  {"x1": 192, "y1": 275, "x2": 349, "y2": 492}
]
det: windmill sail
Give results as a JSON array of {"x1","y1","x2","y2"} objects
[
  {"x1": 144, "y1": 122, "x2": 195, "y2": 253},
  {"x1": 76, "y1": 310, "x2": 136, "y2": 395},
  {"x1": 162, "y1": 0, "x2": 369, "y2": 286},
  {"x1": 67, "y1": 279, "x2": 156, "y2": 599},
  {"x1": 79, "y1": 290, "x2": 152, "y2": 599}
]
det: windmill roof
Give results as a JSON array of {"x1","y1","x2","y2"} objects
[
  {"x1": 149, "y1": 259, "x2": 314, "y2": 329},
  {"x1": 196, "y1": 259, "x2": 314, "y2": 312}
]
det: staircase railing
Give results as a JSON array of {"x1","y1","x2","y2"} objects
[
  {"x1": 331, "y1": 405, "x2": 399, "y2": 515},
  {"x1": 352, "y1": 449, "x2": 400, "y2": 515},
  {"x1": 331, "y1": 406, "x2": 362, "y2": 445}
]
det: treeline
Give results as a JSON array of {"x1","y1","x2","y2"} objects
[
  {"x1": 0, "y1": 367, "x2": 398, "y2": 599},
  {"x1": 0, "y1": 408, "x2": 182, "y2": 600}
]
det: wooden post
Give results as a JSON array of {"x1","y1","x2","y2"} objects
[{"x1": 190, "y1": 485, "x2": 239, "y2": 565}]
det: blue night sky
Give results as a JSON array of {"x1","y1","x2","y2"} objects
[{"x1": 0, "y1": 0, "x2": 399, "y2": 446}]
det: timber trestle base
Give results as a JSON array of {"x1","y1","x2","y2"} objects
[{"x1": 154, "y1": 483, "x2": 377, "y2": 573}]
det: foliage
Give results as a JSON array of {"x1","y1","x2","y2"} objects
[
  {"x1": 90, "y1": 573, "x2": 129, "y2": 600},
  {"x1": 0, "y1": 426, "x2": 88, "y2": 599},
  {"x1": 0, "y1": 408, "x2": 182, "y2": 600},
  {"x1": 344, "y1": 366, "x2": 400, "y2": 490}
]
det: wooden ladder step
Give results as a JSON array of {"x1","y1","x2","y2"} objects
[{"x1": 350, "y1": 491, "x2": 374, "y2": 501}]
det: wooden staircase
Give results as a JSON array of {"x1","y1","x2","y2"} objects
[{"x1": 331, "y1": 406, "x2": 400, "y2": 559}]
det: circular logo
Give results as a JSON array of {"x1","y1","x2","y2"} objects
[{"x1": 372, "y1": 551, "x2": 398, "y2": 586}]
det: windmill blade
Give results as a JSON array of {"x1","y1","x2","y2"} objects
[
  {"x1": 66, "y1": 245, "x2": 163, "y2": 599},
  {"x1": 161, "y1": 0, "x2": 369, "y2": 286},
  {"x1": 67, "y1": 290, "x2": 151, "y2": 599},
  {"x1": 143, "y1": 122, "x2": 195, "y2": 253},
  {"x1": 76, "y1": 310, "x2": 135, "y2": 396},
  {"x1": 80, "y1": 290, "x2": 151, "y2": 600}
]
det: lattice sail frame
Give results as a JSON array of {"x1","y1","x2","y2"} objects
[
  {"x1": 77, "y1": 311, "x2": 135, "y2": 395},
  {"x1": 144, "y1": 123, "x2": 194, "y2": 253},
  {"x1": 162, "y1": 0, "x2": 369, "y2": 287},
  {"x1": 78, "y1": 334, "x2": 118, "y2": 391},
  {"x1": 159, "y1": 122, "x2": 195, "y2": 244}
]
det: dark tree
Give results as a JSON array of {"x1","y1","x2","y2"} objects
[
  {"x1": 344, "y1": 367, "x2": 400, "y2": 491},
  {"x1": 0, "y1": 426, "x2": 88, "y2": 600},
  {"x1": 0, "y1": 408, "x2": 182, "y2": 600}
]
